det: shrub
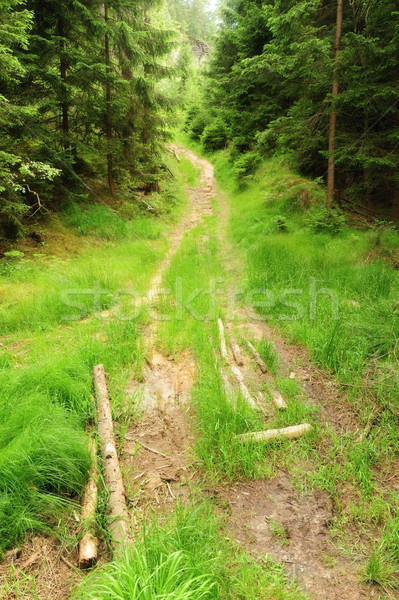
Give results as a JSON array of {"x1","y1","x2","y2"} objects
[
  {"x1": 201, "y1": 119, "x2": 229, "y2": 152},
  {"x1": 267, "y1": 215, "x2": 288, "y2": 233},
  {"x1": 233, "y1": 152, "x2": 261, "y2": 179},
  {"x1": 306, "y1": 206, "x2": 346, "y2": 234},
  {"x1": 188, "y1": 110, "x2": 210, "y2": 140}
]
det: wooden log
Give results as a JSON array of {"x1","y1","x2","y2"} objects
[
  {"x1": 231, "y1": 365, "x2": 258, "y2": 410},
  {"x1": 79, "y1": 438, "x2": 99, "y2": 569},
  {"x1": 94, "y1": 365, "x2": 129, "y2": 553},
  {"x1": 231, "y1": 340, "x2": 244, "y2": 366},
  {"x1": 271, "y1": 390, "x2": 288, "y2": 410},
  {"x1": 237, "y1": 423, "x2": 312, "y2": 443},
  {"x1": 246, "y1": 341, "x2": 267, "y2": 374},
  {"x1": 217, "y1": 319, "x2": 228, "y2": 362}
]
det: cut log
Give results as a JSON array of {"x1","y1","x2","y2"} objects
[
  {"x1": 247, "y1": 341, "x2": 267, "y2": 374},
  {"x1": 237, "y1": 423, "x2": 312, "y2": 443},
  {"x1": 217, "y1": 319, "x2": 228, "y2": 362},
  {"x1": 231, "y1": 340, "x2": 244, "y2": 366},
  {"x1": 93, "y1": 365, "x2": 129, "y2": 553},
  {"x1": 231, "y1": 365, "x2": 258, "y2": 410},
  {"x1": 79, "y1": 438, "x2": 98, "y2": 569},
  {"x1": 271, "y1": 390, "x2": 288, "y2": 410}
]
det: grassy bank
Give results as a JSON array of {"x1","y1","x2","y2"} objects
[{"x1": 0, "y1": 156, "x2": 195, "y2": 554}]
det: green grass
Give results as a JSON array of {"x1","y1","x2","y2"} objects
[
  {"x1": 0, "y1": 155, "x2": 193, "y2": 554},
  {"x1": 75, "y1": 502, "x2": 308, "y2": 600},
  {"x1": 0, "y1": 392, "x2": 90, "y2": 553},
  {"x1": 62, "y1": 202, "x2": 130, "y2": 239}
]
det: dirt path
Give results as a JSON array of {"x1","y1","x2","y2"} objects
[{"x1": 161, "y1": 146, "x2": 378, "y2": 600}]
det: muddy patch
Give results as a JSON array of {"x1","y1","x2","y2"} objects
[
  {"x1": 217, "y1": 476, "x2": 376, "y2": 600},
  {"x1": 123, "y1": 352, "x2": 196, "y2": 516}
]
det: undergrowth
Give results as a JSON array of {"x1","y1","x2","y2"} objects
[{"x1": 74, "y1": 502, "x2": 307, "y2": 600}]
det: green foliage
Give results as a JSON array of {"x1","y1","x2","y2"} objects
[
  {"x1": 199, "y1": 0, "x2": 399, "y2": 216},
  {"x1": 306, "y1": 207, "x2": 346, "y2": 235},
  {"x1": 267, "y1": 215, "x2": 288, "y2": 233},
  {"x1": 0, "y1": 0, "x2": 177, "y2": 239},
  {"x1": 201, "y1": 119, "x2": 229, "y2": 152},
  {"x1": 233, "y1": 151, "x2": 261, "y2": 179}
]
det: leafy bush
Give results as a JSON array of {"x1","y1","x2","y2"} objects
[
  {"x1": 233, "y1": 152, "x2": 261, "y2": 179},
  {"x1": 201, "y1": 119, "x2": 229, "y2": 152},
  {"x1": 306, "y1": 206, "x2": 346, "y2": 234}
]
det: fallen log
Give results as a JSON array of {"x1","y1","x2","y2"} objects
[
  {"x1": 231, "y1": 365, "x2": 258, "y2": 410},
  {"x1": 79, "y1": 438, "x2": 99, "y2": 569},
  {"x1": 246, "y1": 341, "x2": 267, "y2": 374},
  {"x1": 237, "y1": 423, "x2": 312, "y2": 443},
  {"x1": 231, "y1": 340, "x2": 244, "y2": 366},
  {"x1": 217, "y1": 319, "x2": 228, "y2": 362},
  {"x1": 93, "y1": 365, "x2": 129, "y2": 553},
  {"x1": 271, "y1": 390, "x2": 288, "y2": 410}
]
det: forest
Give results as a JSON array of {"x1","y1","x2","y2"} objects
[{"x1": 0, "y1": 1, "x2": 398, "y2": 600}]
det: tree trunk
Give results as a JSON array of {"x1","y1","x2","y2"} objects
[
  {"x1": 326, "y1": 0, "x2": 343, "y2": 205},
  {"x1": 58, "y1": 17, "x2": 69, "y2": 150},
  {"x1": 104, "y1": 3, "x2": 116, "y2": 194}
]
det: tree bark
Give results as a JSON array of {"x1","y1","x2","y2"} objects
[
  {"x1": 79, "y1": 438, "x2": 98, "y2": 569},
  {"x1": 103, "y1": 3, "x2": 116, "y2": 194},
  {"x1": 58, "y1": 17, "x2": 69, "y2": 150},
  {"x1": 93, "y1": 365, "x2": 128, "y2": 553},
  {"x1": 326, "y1": 0, "x2": 343, "y2": 205}
]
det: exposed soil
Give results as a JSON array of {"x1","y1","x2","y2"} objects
[
  {"x1": 216, "y1": 476, "x2": 377, "y2": 600},
  {"x1": 0, "y1": 536, "x2": 83, "y2": 600}
]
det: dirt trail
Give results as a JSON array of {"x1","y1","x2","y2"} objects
[
  {"x1": 121, "y1": 146, "x2": 215, "y2": 523},
  {"x1": 171, "y1": 146, "x2": 377, "y2": 600}
]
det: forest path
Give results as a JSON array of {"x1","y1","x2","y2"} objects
[{"x1": 120, "y1": 146, "x2": 377, "y2": 600}]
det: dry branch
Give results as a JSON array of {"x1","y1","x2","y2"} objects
[
  {"x1": 231, "y1": 365, "x2": 258, "y2": 410},
  {"x1": 237, "y1": 423, "x2": 312, "y2": 443},
  {"x1": 94, "y1": 365, "x2": 129, "y2": 553},
  {"x1": 79, "y1": 438, "x2": 98, "y2": 569},
  {"x1": 218, "y1": 319, "x2": 228, "y2": 362},
  {"x1": 271, "y1": 390, "x2": 288, "y2": 410},
  {"x1": 247, "y1": 341, "x2": 267, "y2": 374}
]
